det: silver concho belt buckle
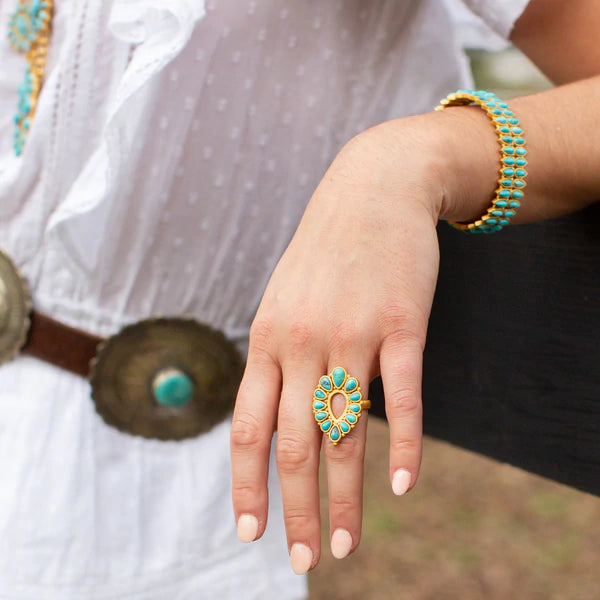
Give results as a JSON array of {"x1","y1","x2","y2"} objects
[
  {"x1": 0, "y1": 249, "x2": 32, "y2": 365},
  {"x1": 1, "y1": 249, "x2": 243, "y2": 441},
  {"x1": 90, "y1": 318, "x2": 244, "y2": 440}
]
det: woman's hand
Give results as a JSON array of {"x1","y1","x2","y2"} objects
[
  {"x1": 230, "y1": 114, "x2": 454, "y2": 573},
  {"x1": 230, "y1": 64, "x2": 600, "y2": 573}
]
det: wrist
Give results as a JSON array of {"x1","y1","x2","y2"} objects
[
  {"x1": 353, "y1": 109, "x2": 499, "y2": 225},
  {"x1": 427, "y1": 106, "x2": 501, "y2": 224}
]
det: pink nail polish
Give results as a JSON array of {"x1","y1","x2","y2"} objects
[
  {"x1": 331, "y1": 528, "x2": 352, "y2": 559},
  {"x1": 392, "y1": 469, "x2": 412, "y2": 496},
  {"x1": 237, "y1": 514, "x2": 258, "y2": 543},
  {"x1": 290, "y1": 543, "x2": 313, "y2": 575}
]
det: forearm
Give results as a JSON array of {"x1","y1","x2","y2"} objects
[{"x1": 437, "y1": 75, "x2": 600, "y2": 225}]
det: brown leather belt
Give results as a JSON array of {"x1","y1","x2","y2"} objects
[
  {"x1": 23, "y1": 311, "x2": 102, "y2": 377},
  {"x1": 0, "y1": 248, "x2": 243, "y2": 440}
]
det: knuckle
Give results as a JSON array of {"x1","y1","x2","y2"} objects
[
  {"x1": 231, "y1": 410, "x2": 266, "y2": 451},
  {"x1": 326, "y1": 433, "x2": 364, "y2": 463},
  {"x1": 248, "y1": 317, "x2": 277, "y2": 364},
  {"x1": 385, "y1": 385, "x2": 422, "y2": 416},
  {"x1": 232, "y1": 483, "x2": 260, "y2": 505},
  {"x1": 390, "y1": 437, "x2": 421, "y2": 455},
  {"x1": 284, "y1": 508, "x2": 316, "y2": 533},
  {"x1": 287, "y1": 319, "x2": 315, "y2": 357},
  {"x1": 248, "y1": 317, "x2": 276, "y2": 356},
  {"x1": 329, "y1": 495, "x2": 357, "y2": 519},
  {"x1": 328, "y1": 322, "x2": 362, "y2": 356},
  {"x1": 377, "y1": 304, "x2": 426, "y2": 349},
  {"x1": 276, "y1": 435, "x2": 313, "y2": 473},
  {"x1": 385, "y1": 354, "x2": 422, "y2": 387}
]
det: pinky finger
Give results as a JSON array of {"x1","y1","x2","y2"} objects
[{"x1": 379, "y1": 334, "x2": 424, "y2": 497}]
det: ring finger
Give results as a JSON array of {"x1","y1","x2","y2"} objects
[{"x1": 321, "y1": 355, "x2": 375, "y2": 560}]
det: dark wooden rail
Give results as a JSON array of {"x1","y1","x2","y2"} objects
[{"x1": 369, "y1": 203, "x2": 600, "y2": 496}]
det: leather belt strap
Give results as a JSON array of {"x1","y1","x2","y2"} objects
[{"x1": 22, "y1": 311, "x2": 103, "y2": 378}]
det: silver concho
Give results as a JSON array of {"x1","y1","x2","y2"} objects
[
  {"x1": 89, "y1": 318, "x2": 244, "y2": 440},
  {"x1": 0, "y1": 249, "x2": 32, "y2": 365}
]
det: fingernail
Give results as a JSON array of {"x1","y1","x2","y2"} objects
[
  {"x1": 330, "y1": 528, "x2": 353, "y2": 559},
  {"x1": 392, "y1": 469, "x2": 412, "y2": 496},
  {"x1": 237, "y1": 514, "x2": 258, "y2": 543},
  {"x1": 290, "y1": 543, "x2": 313, "y2": 575}
]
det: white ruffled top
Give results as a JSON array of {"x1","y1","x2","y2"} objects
[{"x1": 0, "y1": 0, "x2": 529, "y2": 598}]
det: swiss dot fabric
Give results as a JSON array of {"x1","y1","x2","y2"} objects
[{"x1": 0, "y1": 1, "x2": 529, "y2": 598}]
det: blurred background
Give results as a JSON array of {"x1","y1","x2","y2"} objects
[{"x1": 309, "y1": 47, "x2": 600, "y2": 600}]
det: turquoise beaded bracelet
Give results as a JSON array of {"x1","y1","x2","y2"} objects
[{"x1": 435, "y1": 90, "x2": 527, "y2": 234}]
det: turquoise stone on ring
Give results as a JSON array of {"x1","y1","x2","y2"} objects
[
  {"x1": 332, "y1": 367, "x2": 346, "y2": 387},
  {"x1": 152, "y1": 367, "x2": 194, "y2": 407}
]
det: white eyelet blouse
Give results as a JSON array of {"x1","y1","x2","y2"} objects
[{"x1": 0, "y1": 0, "x2": 529, "y2": 598}]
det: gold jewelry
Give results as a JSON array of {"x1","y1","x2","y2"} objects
[
  {"x1": 8, "y1": 0, "x2": 54, "y2": 155},
  {"x1": 436, "y1": 90, "x2": 527, "y2": 234},
  {"x1": 312, "y1": 367, "x2": 370, "y2": 446}
]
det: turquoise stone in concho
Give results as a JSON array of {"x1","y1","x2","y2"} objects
[
  {"x1": 319, "y1": 376, "x2": 332, "y2": 390},
  {"x1": 340, "y1": 422, "x2": 350, "y2": 433},
  {"x1": 152, "y1": 368, "x2": 194, "y2": 408},
  {"x1": 349, "y1": 403, "x2": 361, "y2": 413},
  {"x1": 332, "y1": 367, "x2": 346, "y2": 388},
  {"x1": 314, "y1": 389, "x2": 326, "y2": 399},
  {"x1": 315, "y1": 411, "x2": 327, "y2": 421},
  {"x1": 321, "y1": 420, "x2": 332, "y2": 432},
  {"x1": 313, "y1": 400, "x2": 326, "y2": 410},
  {"x1": 346, "y1": 413, "x2": 357, "y2": 424},
  {"x1": 349, "y1": 392, "x2": 361, "y2": 402},
  {"x1": 330, "y1": 427, "x2": 340, "y2": 442}
]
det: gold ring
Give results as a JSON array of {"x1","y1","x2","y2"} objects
[{"x1": 312, "y1": 366, "x2": 369, "y2": 446}]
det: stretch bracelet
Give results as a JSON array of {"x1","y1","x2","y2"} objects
[{"x1": 435, "y1": 90, "x2": 527, "y2": 234}]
